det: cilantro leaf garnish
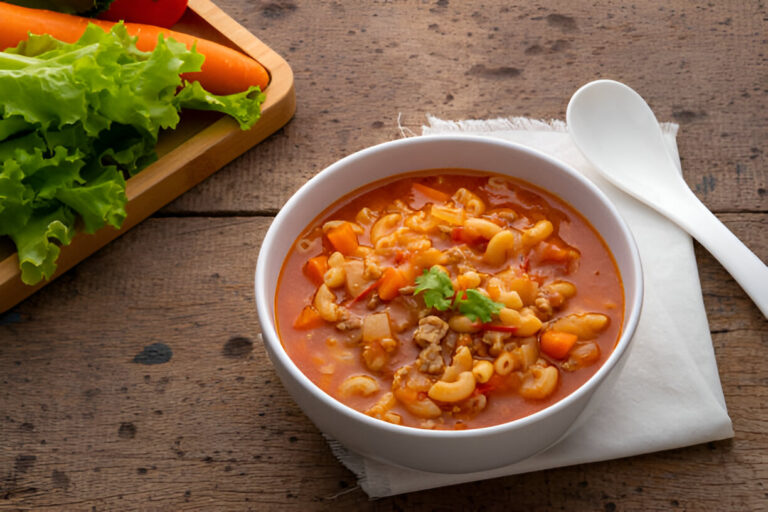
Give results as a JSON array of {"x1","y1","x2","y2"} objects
[
  {"x1": 414, "y1": 266, "x2": 504, "y2": 323},
  {"x1": 414, "y1": 267, "x2": 454, "y2": 310},
  {"x1": 455, "y1": 289, "x2": 503, "y2": 323}
]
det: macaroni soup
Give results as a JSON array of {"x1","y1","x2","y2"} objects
[{"x1": 275, "y1": 171, "x2": 623, "y2": 430}]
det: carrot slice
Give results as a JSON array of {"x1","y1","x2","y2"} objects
[
  {"x1": 0, "y1": 1, "x2": 270, "y2": 95},
  {"x1": 293, "y1": 305, "x2": 325, "y2": 330},
  {"x1": 326, "y1": 222, "x2": 359, "y2": 256},
  {"x1": 540, "y1": 330, "x2": 578, "y2": 359},
  {"x1": 303, "y1": 255, "x2": 328, "y2": 286},
  {"x1": 412, "y1": 182, "x2": 450, "y2": 203},
  {"x1": 378, "y1": 267, "x2": 407, "y2": 301}
]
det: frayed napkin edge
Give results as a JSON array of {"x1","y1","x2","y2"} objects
[{"x1": 397, "y1": 113, "x2": 679, "y2": 138}]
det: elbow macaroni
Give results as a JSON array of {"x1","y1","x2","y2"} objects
[
  {"x1": 371, "y1": 213, "x2": 402, "y2": 244},
  {"x1": 428, "y1": 371, "x2": 476, "y2": 403},
  {"x1": 314, "y1": 284, "x2": 343, "y2": 322},
  {"x1": 452, "y1": 187, "x2": 486, "y2": 216},
  {"x1": 484, "y1": 229, "x2": 520, "y2": 265},
  {"x1": 339, "y1": 375, "x2": 379, "y2": 397},
  {"x1": 464, "y1": 218, "x2": 501, "y2": 239},
  {"x1": 472, "y1": 360, "x2": 494, "y2": 383},
  {"x1": 521, "y1": 219, "x2": 553, "y2": 248}
]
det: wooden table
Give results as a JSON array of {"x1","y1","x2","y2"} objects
[{"x1": 1, "y1": 1, "x2": 766, "y2": 509}]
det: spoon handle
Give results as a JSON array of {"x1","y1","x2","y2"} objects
[{"x1": 673, "y1": 189, "x2": 768, "y2": 318}]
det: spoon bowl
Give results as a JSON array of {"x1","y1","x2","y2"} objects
[{"x1": 567, "y1": 79, "x2": 768, "y2": 318}]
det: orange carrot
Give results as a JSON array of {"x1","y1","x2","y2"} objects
[
  {"x1": 0, "y1": 1, "x2": 269, "y2": 95},
  {"x1": 326, "y1": 223, "x2": 359, "y2": 256},
  {"x1": 303, "y1": 255, "x2": 328, "y2": 286},
  {"x1": 378, "y1": 267, "x2": 407, "y2": 301},
  {"x1": 540, "y1": 330, "x2": 578, "y2": 359},
  {"x1": 412, "y1": 182, "x2": 450, "y2": 203},
  {"x1": 293, "y1": 305, "x2": 325, "y2": 330}
]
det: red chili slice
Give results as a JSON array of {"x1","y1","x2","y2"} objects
[
  {"x1": 451, "y1": 227, "x2": 483, "y2": 245},
  {"x1": 350, "y1": 279, "x2": 381, "y2": 305},
  {"x1": 481, "y1": 324, "x2": 519, "y2": 333}
]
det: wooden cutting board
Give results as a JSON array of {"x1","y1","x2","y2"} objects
[{"x1": 0, "y1": 0, "x2": 296, "y2": 313}]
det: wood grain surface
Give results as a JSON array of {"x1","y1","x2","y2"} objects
[{"x1": 1, "y1": 1, "x2": 766, "y2": 510}]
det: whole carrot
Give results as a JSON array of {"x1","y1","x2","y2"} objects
[{"x1": 0, "y1": 1, "x2": 269, "y2": 95}]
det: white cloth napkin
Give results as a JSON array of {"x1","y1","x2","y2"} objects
[{"x1": 325, "y1": 116, "x2": 734, "y2": 498}]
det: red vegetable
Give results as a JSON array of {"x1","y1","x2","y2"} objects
[
  {"x1": 479, "y1": 324, "x2": 519, "y2": 333},
  {"x1": 468, "y1": 320, "x2": 519, "y2": 333},
  {"x1": 0, "y1": 1, "x2": 270, "y2": 95},
  {"x1": 519, "y1": 255, "x2": 530, "y2": 273},
  {"x1": 99, "y1": 0, "x2": 189, "y2": 28},
  {"x1": 451, "y1": 227, "x2": 483, "y2": 245},
  {"x1": 350, "y1": 279, "x2": 380, "y2": 305}
]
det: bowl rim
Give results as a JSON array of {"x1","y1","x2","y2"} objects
[{"x1": 255, "y1": 134, "x2": 644, "y2": 439}]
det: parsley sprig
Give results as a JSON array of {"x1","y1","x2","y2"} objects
[
  {"x1": 414, "y1": 267, "x2": 504, "y2": 323},
  {"x1": 413, "y1": 266, "x2": 454, "y2": 310}
]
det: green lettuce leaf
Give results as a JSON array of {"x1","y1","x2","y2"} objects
[
  {"x1": 10, "y1": 205, "x2": 75, "y2": 285},
  {"x1": 56, "y1": 163, "x2": 126, "y2": 233},
  {"x1": 0, "y1": 22, "x2": 264, "y2": 284},
  {"x1": 176, "y1": 80, "x2": 266, "y2": 129},
  {"x1": 0, "y1": 160, "x2": 34, "y2": 233}
]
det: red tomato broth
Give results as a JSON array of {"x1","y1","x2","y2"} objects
[{"x1": 275, "y1": 170, "x2": 624, "y2": 430}]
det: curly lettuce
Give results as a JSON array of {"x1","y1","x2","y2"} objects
[{"x1": 0, "y1": 23, "x2": 265, "y2": 284}]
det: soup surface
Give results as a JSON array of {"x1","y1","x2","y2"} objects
[{"x1": 275, "y1": 170, "x2": 623, "y2": 429}]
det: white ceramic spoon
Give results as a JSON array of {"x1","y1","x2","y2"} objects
[{"x1": 567, "y1": 79, "x2": 768, "y2": 318}]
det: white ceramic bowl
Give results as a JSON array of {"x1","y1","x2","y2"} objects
[{"x1": 255, "y1": 135, "x2": 643, "y2": 473}]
